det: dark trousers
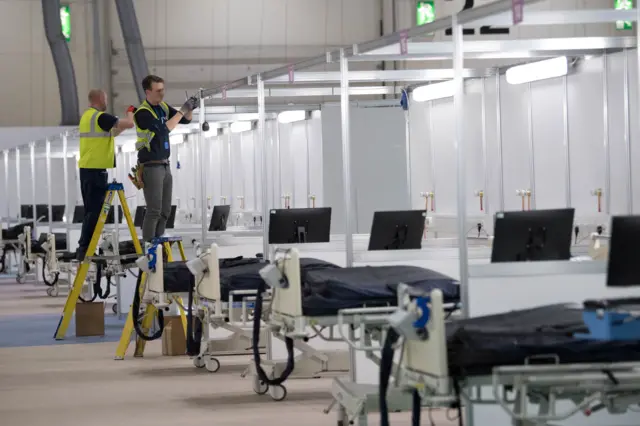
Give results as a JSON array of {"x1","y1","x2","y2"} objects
[
  {"x1": 141, "y1": 163, "x2": 173, "y2": 241},
  {"x1": 78, "y1": 168, "x2": 108, "y2": 253}
]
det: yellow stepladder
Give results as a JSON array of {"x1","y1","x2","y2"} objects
[
  {"x1": 114, "y1": 234, "x2": 190, "y2": 360},
  {"x1": 54, "y1": 181, "x2": 142, "y2": 340},
  {"x1": 54, "y1": 181, "x2": 189, "y2": 353}
]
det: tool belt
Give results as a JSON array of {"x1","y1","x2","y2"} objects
[{"x1": 128, "y1": 163, "x2": 144, "y2": 190}]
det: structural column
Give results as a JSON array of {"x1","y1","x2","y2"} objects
[
  {"x1": 339, "y1": 48, "x2": 354, "y2": 267},
  {"x1": 257, "y1": 75, "x2": 269, "y2": 260}
]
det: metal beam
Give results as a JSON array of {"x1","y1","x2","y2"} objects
[
  {"x1": 467, "y1": 8, "x2": 637, "y2": 27},
  {"x1": 200, "y1": 0, "x2": 545, "y2": 100},
  {"x1": 205, "y1": 85, "x2": 402, "y2": 100},
  {"x1": 264, "y1": 68, "x2": 492, "y2": 84},
  {"x1": 359, "y1": 37, "x2": 637, "y2": 58}
]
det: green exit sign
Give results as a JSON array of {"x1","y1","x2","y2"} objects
[
  {"x1": 417, "y1": 1, "x2": 435, "y2": 26},
  {"x1": 615, "y1": 0, "x2": 633, "y2": 30},
  {"x1": 60, "y1": 4, "x2": 71, "y2": 42}
]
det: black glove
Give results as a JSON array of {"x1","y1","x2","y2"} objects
[
  {"x1": 187, "y1": 96, "x2": 199, "y2": 111},
  {"x1": 179, "y1": 96, "x2": 199, "y2": 115}
]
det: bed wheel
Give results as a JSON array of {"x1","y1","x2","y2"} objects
[
  {"x1": 269, "y1": 384, "x2": 287, "y2": 401},
  {"x1": 112, "y1": 304, "x2": 118, "y2": 314},
  {"x1": 205, "y1": 357, "x2": 220, "y2": 373},
  {"x1": 16, "y1": 273, "x2": 25, "y2": 284},
  {"x1": 252, "y1": 377, "x2": 269, "y2": 395},
  {"x1": 46, "y1": 286, "x2": 59, "y2": 297},
  {"x1": 193, "y1": 356, "x2": 206, "y2": 369}
]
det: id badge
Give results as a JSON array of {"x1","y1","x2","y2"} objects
[{"x1": 164, "y1": 140, "x2": 169, "y2": 150}]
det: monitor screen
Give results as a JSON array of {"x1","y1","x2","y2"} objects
[
  {"x1": 268, "y1": 207, "x2": 332, "y2": 244},
  {"x1": 491, "y1": 208, "x2": 574, "y2": 263},
  {"x1": 607, "y1": 216, "x2": 640, "y2": 287},
  {"x1": 368, "y1": 210, "x2": 426, "y2": 251}
]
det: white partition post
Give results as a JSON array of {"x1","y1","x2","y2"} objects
[
  {"x1": 30, "y1": 143, "x2": 36, "y2": 229},
  {"x1": 562, "y1": 76, "x2": 571, "y2": 207},
  {"x1": 3, "y1": 150, "x2": 9, "y2": 220},
  {"x1": 275, "y1": 120, "x2": 282, "y2": 207},
  {"x1": 340, "y1": 48, "x2": 354, "y2": 267},
  {"x1": 258, "y1": 75, "x2": 269, "y2": 259},
  {"x1": 452, "y1": 15, "x2": 470, "y2": 319},
  {"x1": 62, "y1": 134, "x2": 70, "y2": 247},
  {"x1": 480, "y1": 79, "x2": 489, "y2": 214},
  {"x1": 495, "y1": 74, "x2": 505, "y2": 211},
  {"x1": 526, "y1": 83, "x2": 536, "y2": 210},
  {"x1": 603, "y1": 53, "x2": 611, "y2": 214},
  {"x1": 45, "y1": 139, "x2": 53, "y2": 233},
  {"x1": 15, "y1": 148, "x2": 21, "y2": 219},
  {"x1": 199, "y1": 91, "x2": 207, "y2": 244},
  {"x1": 404, "y1": 109, "x2": 412, "y2": 206},
  {"x1": 624, "y1": 49, "x2": 633, "y2": 214}
]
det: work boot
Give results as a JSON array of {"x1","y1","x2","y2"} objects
[{"x1": 75, "y1": 248, "x2": 86, "y2": 262}]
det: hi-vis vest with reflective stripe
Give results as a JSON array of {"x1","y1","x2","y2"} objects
[
  {"x1": 135, "y1": 100, "x2": 170, "y2": 151},
  {"x1": 78, "y1": 108, "x2": 115, "y2": 169}
]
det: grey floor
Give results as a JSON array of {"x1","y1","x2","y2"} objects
[{"x1": 0, "y1": 277, "x2": 455, "y2": 426}]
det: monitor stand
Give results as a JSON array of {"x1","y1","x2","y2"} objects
[
  {"x1": 517, "y1": 227, "x2": 547, "y2": 261},
  {"x1": 296, "y1": 226, "x2": 308, "y2": 244},
  {"x1": 384, "y1": 225, "x2": 408, "y2": 250}
]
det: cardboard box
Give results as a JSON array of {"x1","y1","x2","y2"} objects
[
  {"x1": 162, "y1": 315, "x2": 186, "y2": 356},
  {"x1": 75, "y1": 302, "x2": 105, "y2": 337}
]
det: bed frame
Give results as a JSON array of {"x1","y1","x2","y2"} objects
[
  {"x1": 188, "y1": 243, "x2": 268, "y2": 374},
  {"x1": 327, "y1": 287, "x2": 640, "y2": 426}
]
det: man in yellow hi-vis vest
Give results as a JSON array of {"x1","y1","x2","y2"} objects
[
  {"x1": 76, "y1": 89, "x2": 135, "y2": 260},
  {"x1": 133, "y1": 75, "x2": 198, "y2": 241}
]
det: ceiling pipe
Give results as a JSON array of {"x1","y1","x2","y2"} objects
[
  {"x1": 41, "y1": 0, "x2": 80, "y2": 125},
  {"x1": 114, "y1": 0, "x2": 150, "y2": 102}
]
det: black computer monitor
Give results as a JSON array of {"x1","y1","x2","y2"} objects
[
  {"x1": 209, "y1": 205, "x2": 231, "y2": 231},
  {"x1": 51, "y1": 205, "x2": 65, "y2": 222},
  {"x1": 134, "y1": 206, "x2": 146, "y2": 228},
  {"x1": 268, "y1": 207, "x2": 332, "y2": 244},
  {"x1": 491, "y1": 208, "x2": 575, "y2": 263},
  {"x1": 106, "y1": 205, "x2": 124, "y2": 224},
  {"x1": 72, "y1": 205, "x2": 84, "y2": 223},
  {"x1": 20, "y1": 205, "x2": 33, "y2": 219},
  {"x1": 368, "y1": 210, "x2": 426, "y2": 251},
  {"x1": 606, "y1": 216, "x2": 640, "y2": 287},
  {"x1": 35, "y1": 204, "x2": 49, "y2": 221},
  {"x1": 166, "y1": 205, "x2": 177, "y2": 229}
]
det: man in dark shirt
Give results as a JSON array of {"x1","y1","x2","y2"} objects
[
  {"x1": 76, "y1": 89, "x2": 135, "y2": 260},
  {"x1": 133, "y1": 75, "x2": 198, "y2": 241}
]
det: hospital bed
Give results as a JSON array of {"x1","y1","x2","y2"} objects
[
  {"x1": 184, "y1": 244, "x2": 344, "y2": 396},
  {"x1": 253, "y1": 248, "x2": 460, "y2": 402},
  {"x1": 0, "y1": 220, "x2": 34, "y2": 275},
  {"x1": 327, "y1": 214, "x2": 639, "y2": 426}
]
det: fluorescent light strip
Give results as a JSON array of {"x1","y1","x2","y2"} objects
[
  {"x1": 411, "y1": 80, "x2": 456, "y2": 103},
  {"x1": 230, "y1": 121, "x2": 253, "y2": 133},
  {"x1": 278, "y1": 110, "x2": 306, "y2": 124},
  {"x1": 506, "y1": 56, "x2": 569, "y2": 85}
]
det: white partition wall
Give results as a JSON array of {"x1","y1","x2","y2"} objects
[
  {"x1": 277, "y1": 112, "x2": 324, "y2": 210},
  {"x1": 322, "y1": 104, "x2": 408, "y2": 234},
  {"x1": 409, "y1": 49, "x2": 639, "y2": 227}
]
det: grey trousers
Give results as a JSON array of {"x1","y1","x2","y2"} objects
[{"x1": 142, "y1": 164, "x2": 173, "y2": 241}]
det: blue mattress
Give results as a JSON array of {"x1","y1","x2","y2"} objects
[
  {"x1": 301, "y1": 265, "x2": 459, "y2": 317},
  {"x1": 160, "y1": 259, "x2": 460, "y2": 317},
  {"x1": 161, "y1": 257, "x2": 341, "y2": 296},
  {"x1": 446, "y1": 304, "x2": 640, "y2": 377}
]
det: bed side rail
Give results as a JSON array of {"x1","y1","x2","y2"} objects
[
  {"x1": 269, "y1": 248, "x2": 303, "y2": 318},
  {"x1": 492, "y1": 361, "x2": 640, "y2": 422},
  {"x1": 397, "y1": 286, "x2": 450, "y2": 395}
]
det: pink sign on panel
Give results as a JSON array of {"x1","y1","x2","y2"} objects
[
  {"x1": 399, "y1": 30, "x2": 408, "y2": 55},
  {"x1": 288, "y1": 65, "x2": 294, "y2": 83},
  {"x1": 512, "y1": 0, "x2": 524, "y2": 25}
]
